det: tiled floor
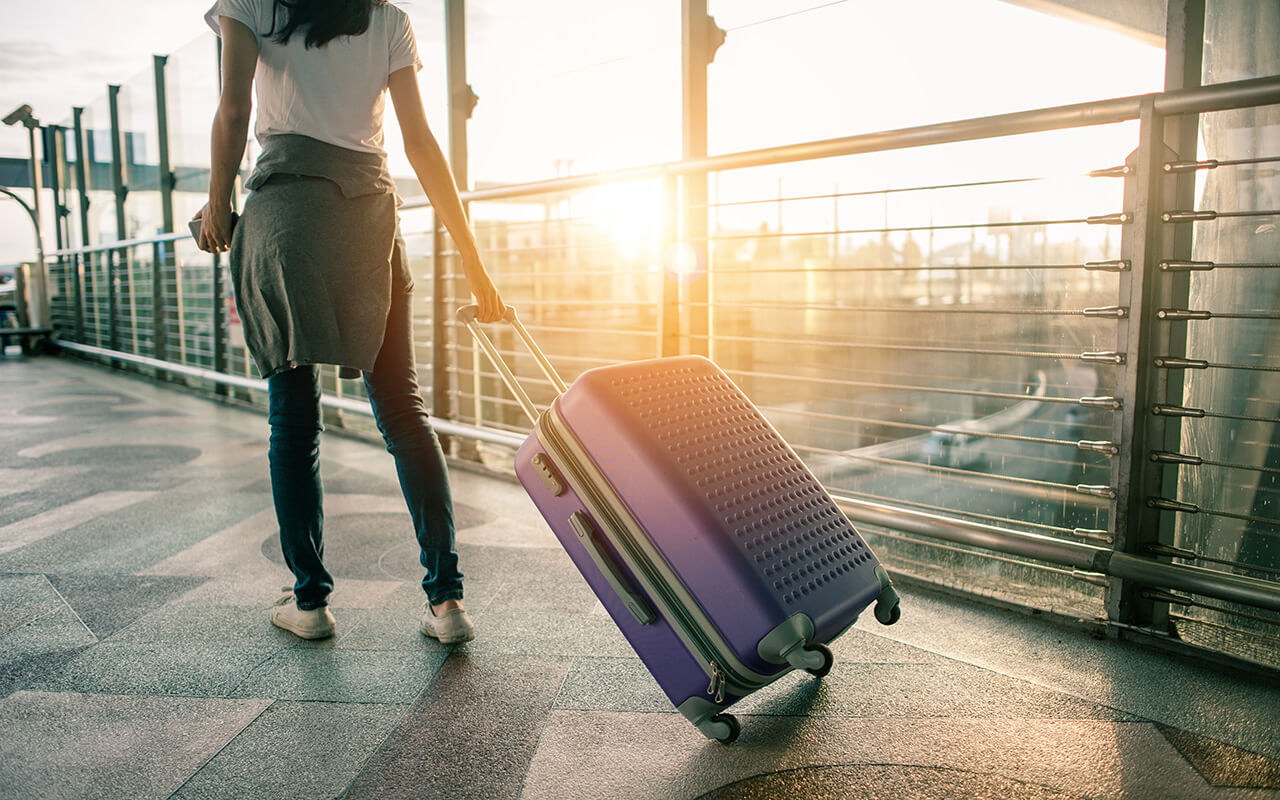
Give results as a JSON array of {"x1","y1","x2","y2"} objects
[{"x1": 1, "y1": 353, "x2": 1278, "y2": 799}]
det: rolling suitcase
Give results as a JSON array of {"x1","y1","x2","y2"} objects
[{"x1": 460, "y1": 306, "x2": 901, "y2": 743}]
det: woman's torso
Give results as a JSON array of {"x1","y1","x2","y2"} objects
[{"x1": 205, "y1": 0, "x2": 420, "y2": 155}]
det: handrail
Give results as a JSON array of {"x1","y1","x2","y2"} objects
[
  {"x1": 54, "y1": 341, "x2": 527, "y2": 449},
  {"x1": 44, "y1": 74, "x2": 1280, "y2": 257},
  {"x1": 836, "y1": 496, "x2": 1280, "y2": 613},
  {"x1": 46, "y1": 230, "x2": 187, "y2": 259}
]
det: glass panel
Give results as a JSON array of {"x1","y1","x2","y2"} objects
[
  {"x1": 166, "y1": 36, "x2": 220, "y2": 226},
  {"x1": 1168, "y1": 100, "x2": 1280, "y2": 665},
  {"x1": 465, "y1": 0, "x2": 681, "y2": 184},
  {"x1": 81, "y1": 96, "x2": 117, "y2": 244},
  {"x1": 703, "y1": 123, "x2": 1140, "y2": 617},
  {"x1": 118, "y1": 63, "x2": 164, "y2": 239},
  {"x1": 1203, "y1": 0, "x2": 1280, "y2": 84},
  {"x1": 448, "y1": 179, "x2": 667, "y2": 439},
  {"x1": 707, "y1": 0, "x2": 1167, "y2": 154},
  {"x1": 386, "y1": 7, "x2": 448, "y2": 196}
]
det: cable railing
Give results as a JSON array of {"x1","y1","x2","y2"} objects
[{"x1": 30, "y1": 73, "x2": 1280, "y2": 671}]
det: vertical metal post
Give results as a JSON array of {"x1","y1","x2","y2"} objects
[
  {"x1": 107, "y1": 85, "x2": 127, "y2": 363},
  {"x1": 72, "y1": 107, "x2": 90, "y2": 342},
  {"x1": 46, "y1": 127, "x2": 66, "y2": 252},
  {"x1": 660, "y1": 173, "x2": 681, "y2": 358},
  {"x1": 444, "y1": 0, "x2": 475, "y2": 194},
  {"x1": 1109, "y1": 99, "x2": 1179, "y2": 632},
  {"x1": 153, "y1": 55, "x2": 174, "y2": 372},
  {"x1": 432, "y1": 218, "x2": 451, "y2": 423},
  {"x1": 107, "y1": 85, "x2": 128, "y2": 243},
  {"x1": 22, "y1": 120, "x2": 51, "y2": 331},
  {"x1": 681, "y1": 0, "x2": 724, "y2": 357},
  {"x1": 213, "y1": 252, "x2": 227, "y2": 378},
  {"x1": 49, "y1": 125, "x2": 70, "y2": 333},
  {"x1": 1129, "y1": 0, "x2": 1207, "y2": 632},
  {"x1": 154, "y1": 55, "x2": 175, "y2": 235},
  {"x1": 24, "y1": 122, "x2": 44, "y2": 240},
  {"x1": 442, "y1": 0, "x2": 475, "y2": 443}
]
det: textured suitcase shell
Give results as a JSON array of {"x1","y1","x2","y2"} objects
[{"x1": 518, "y1": 357, "x2": 888, "y2": 685}]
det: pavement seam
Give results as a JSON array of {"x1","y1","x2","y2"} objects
[
  {"x1": 848, "y1": 624, "x2": 1146, "y2": 722},
  {"x1": 42, "y1": 572, "x2": 99, "y2": 642},
  {"x1": 334, "y1": 698, "x2": 424, "y2": 799},
  {"x1": 163, "y1": 698, "x2": 279, "y2": 800},
  {"x1": 514, "y1": 654, "x2": 578, "y2": 800}
]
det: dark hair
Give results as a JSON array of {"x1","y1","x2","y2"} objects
[{"x1": 266, "y1": 0, "x2": 388, "y2": 49}]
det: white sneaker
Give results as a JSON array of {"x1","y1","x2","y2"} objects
[
  {"x1": 419, "y1": 603, "x2": 476, "y2": 644},
  {"x1": 271, "y1": 587, "x2": 336, "y2": 640}
]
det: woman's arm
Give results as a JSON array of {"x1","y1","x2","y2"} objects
[
  {"x1": 196, "y1": 16, "x2": 258, "y2": 253},
  {"x1": 388, "y1": 66, "x2": 505, "y2": 323}
]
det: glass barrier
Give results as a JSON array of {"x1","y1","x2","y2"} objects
[
  {"x1": 707, "y1": 0, "x2": 1167, "y2": 154},
  {"x1": 464, "y1": 0, "x2": 681, "y2": 184},
  {"x1": 118, "y1": 63, "x2": 164, "y2": 239}
]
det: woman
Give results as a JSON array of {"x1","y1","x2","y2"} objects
[{"x1": 194, "y1": 0, "x2": 505, "y2": 643}]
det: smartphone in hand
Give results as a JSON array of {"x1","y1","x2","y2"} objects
[{"x1": 188, "y1": 212, "x2": 240, "y2": 247}]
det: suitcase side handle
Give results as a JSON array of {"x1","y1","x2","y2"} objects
[
  {"x1": 457, "y1": 305, "x2": 568, "y2": 424},
  {"x1": 569, "y1": 511, "x2": 657, "y2": 626}
]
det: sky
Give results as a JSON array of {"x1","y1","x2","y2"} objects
[{"x1": 0, "y1": 0, "x2": 1168, "y2": 264}]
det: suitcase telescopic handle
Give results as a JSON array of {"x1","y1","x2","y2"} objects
[{"x1": 457, "y1": 305, "x2": 568, "y2": 425}]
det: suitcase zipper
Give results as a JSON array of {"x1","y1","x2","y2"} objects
[
  {"x1": 539, "y1": 406, "x2": 772, "y2": 698},
  {"x1": 707, "y1": 662, "x2": 726, "y2": 703}
]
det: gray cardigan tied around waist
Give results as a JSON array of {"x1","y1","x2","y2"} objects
[{"x1": 229, "y1": 133, "x2": 413, "y2": 380}]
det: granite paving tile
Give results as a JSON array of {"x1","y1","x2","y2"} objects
[
  {"x1": 106, "y1": 602, "x2": 350, "y2": 650},
  {"x1": 171, "y1": 700, "x2": 409, "y2": 800},
  {"x1": 0, "y1": 690, "x2": 270, "y2": 800},
  {"x1": 0, "y1": 603, "x2": 97, "y2": 670},
  {"x1": 0, "y1": 643, "x2": 94, "y2": 698},
  {"x1": 0, "y1": 573, "x2": 63, "y2": 635},
  {"x1": 30, "y1": 642, "x2": 281, "y2": 698},
  {"x1": 856, "y1": 584, "x2": 1280, "y2": 759},
  {"x1": 519, "y1": 714, "x2": 1234, "y2": 800},
  {"x1": 344, "y1": 653, "x2": 572, "y2": 800},
  {"x1": 1158, "y1": 723, "x2": 1280, "y2": 789},
  {"x1": 0, "y1": 481, "x2": 274, "y2": 576},
  {"x1": 698, "y1": 764, "x2": 1081, "y2": 799},
  {"x1": 230, "y1": 646, "x2": 451, "y2": 703},
  {"x1": 464, "y1": 607, "x2": 635, "y2": 659},
  {"x1": 46, "y1": 573, "x2": 209, "y2": 638},
  {"x1": 730, "y1": 660, "x2": 1139, "y2": 720},
  {"x1": 173, "y1": 575, "x2": 402, "y2": 610},
  {"x1": 330, "y1": 583, "x2": 456, "y2": 652}
]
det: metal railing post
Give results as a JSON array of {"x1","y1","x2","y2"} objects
[
  {"x1": 1109, "y1": 99, "x2": 1181, "y2": 632},
  {"x1": 444, "y1": 0, "x2": 481, "y2": 451},
  {"x1": 213, "y1": 252, "x2": 227, "y2": 385},
  {"x1": 680, "y1": 0, "x2": 723, "y2": 358},
  {"x1": 71, "y1": 107, "x2": 90, "y2": 343},
  {"x1": 153, "y1": 54, "x2": 174, "y2": 374},
  {"x1": 660, "y1": 173, "x2": 680, "y2": 357},
  {"x1": 46, "y1": 127, "x2": 66, "y2": 253},
  {"x1": 107, "y1": 85, "x2": 129, "y2": 364},
  {"x1": 1138, "y1": 0, "x2": 1206, "y2": 631},
  {"x1": 1107, "y1": 0, "x2": 1208, "y2": 634},
  {"x1": 444, "y1": 0, "x2": 474, "y2": 194},
  {"x1": 50, "y1": 125, "x2": 72, "y2": 333},
  {"x1": 432, "y1": 216, "x2": 452, "y2": 423}
]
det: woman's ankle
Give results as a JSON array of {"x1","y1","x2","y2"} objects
[{"x1": 431, "y1": 598, "x2": 464, "y2": 614}]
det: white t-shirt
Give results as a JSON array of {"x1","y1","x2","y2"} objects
[{"x1": 204, "y1": 0, "x2": 422, "y2": 155}]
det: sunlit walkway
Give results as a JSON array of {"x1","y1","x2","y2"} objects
[{"x1": 1, "y1": 352, "x2": 1278, "y2": 799}]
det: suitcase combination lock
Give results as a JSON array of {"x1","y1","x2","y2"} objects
[{"x1": 531, "y1": 453, "x2": 565, "y2": 496}]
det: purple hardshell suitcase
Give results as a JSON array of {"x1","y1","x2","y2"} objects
[{"x1": 460, "y1": 306, "x2": 901, "y2": 743}]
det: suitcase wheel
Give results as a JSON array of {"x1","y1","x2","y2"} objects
[
  {"x1": 803, "y1": 643, "x2": 834, "y2": 678},
  {"x1": 874, "y1": 597, "x2": 902, "y2": 626},
  {"x1": 708, "y1": 713, "x2": 740, "y2": 745}
]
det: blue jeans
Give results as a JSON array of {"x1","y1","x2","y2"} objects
[{"x1": 267, "y1": 287, "x2": 462, "y2": 610}]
